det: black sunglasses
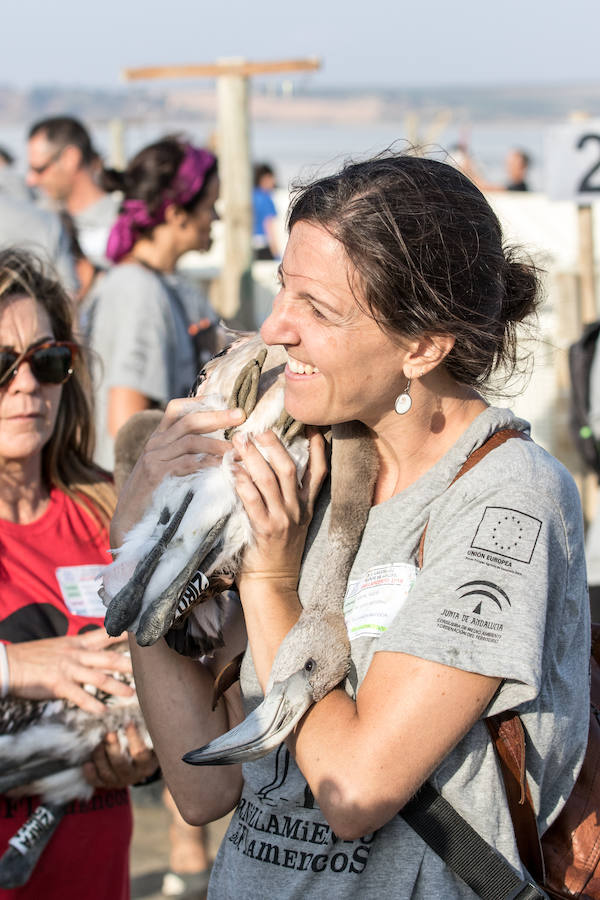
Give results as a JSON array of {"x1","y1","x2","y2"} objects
[{"x1": 0, "y1": 341, "x2": 78, "y2": 387}]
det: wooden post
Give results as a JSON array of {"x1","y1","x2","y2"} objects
[
  {"x1": 578, "y1": 204, "x2": 597, "y2": 324},
  {"x1": 215, "y1": 59, "x2": 254, "y2": 325},
  {"x1": 576, "y1": 203, "x2": 599, "y2": 525},
  {"x1": 108, "y1": 118, "x2": 126, "y2": 170}
]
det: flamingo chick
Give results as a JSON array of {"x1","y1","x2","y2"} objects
[
  {"x1": 0, "y1": 666, "x2": 151, "y2": 888},
  {"x1": 184, "y1": 422, "x2": 378, "y2": 765},
  {"x1": 101, "y1": 333, "x2": 309, "y2": 655}
]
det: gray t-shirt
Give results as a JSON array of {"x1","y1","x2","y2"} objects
[
  {"x1": 209, "y1": 407, "x2": 589, "y2": 899},
  {"x1": 0, "y1": 193, "x2": 77, "y2": 294},
  {"x1": 86, "y1": 262, "x2": 215, "y2": 471}
]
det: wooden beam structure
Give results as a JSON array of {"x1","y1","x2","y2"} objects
[{"x1": 123, "y1": 58, "x2": 321, "y2": 82}]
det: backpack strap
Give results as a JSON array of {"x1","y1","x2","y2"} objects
[
  {"x1": 416, "y1": 427, "x2": 546, "y2": 887},
  {"x1": 401, "y1": 782, "x2": 546, "y2": 899},
  {"x1": 485, "y1": 714, "x2": 545, "y2": 886},
  {"x1": 418, "y1": 428, "x2": 530, "y2": 568}
]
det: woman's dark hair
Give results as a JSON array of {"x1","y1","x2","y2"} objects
[
  {"x1": 0, "y1": 248, "x2": 115, "y2": 526},
  {"x1": 103, "y1": 135, "x2": 218, "y2": 218},
  {"x1": 288, "y1": 152, "x2": 541, "y2": 388}
]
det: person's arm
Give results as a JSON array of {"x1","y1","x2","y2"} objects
[
  {"x1": 108, "y1": 386, "x2": 153, "y2": 437},
  {"x1": 287, "y1": 652, "x2": 499, "y2": 839},
  {"x1": 128, "y1": 611, "x2": 246, "y2": 823},
  {"x1": 110, "y1": 399, "x2": 248, "y2": 822},
  {"x1": 231, "y1": 430, "x2": 501, "y2": 839}
]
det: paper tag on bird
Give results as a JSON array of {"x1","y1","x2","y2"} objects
[
  {"x1": 344, "y1": 563, "x2": 417, "y2": 640},
  {"x1": 55, "y1": 565, "x2": 107, "y2": 617},
  {"x1": 175, "y1": 570, "x2": 210, "y2": 619},
  {"x1": 9, "y1": 805, "x2": 57, "y2": 855}
]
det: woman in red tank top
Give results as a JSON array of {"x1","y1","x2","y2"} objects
[{"x1": 0, "y1": 248, "x2": 157, "y2": 899}]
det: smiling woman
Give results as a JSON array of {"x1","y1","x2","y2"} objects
[
  {"x1": 0, "y1": 248, "x2": 157, "y2": 900},
  {"x1": 118, "y1": 151, "x2": 590, "y2": 900}
]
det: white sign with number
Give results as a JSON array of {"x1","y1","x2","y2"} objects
[{"x1": 545, "y1": 121, "x2": 600, "y2": 203}]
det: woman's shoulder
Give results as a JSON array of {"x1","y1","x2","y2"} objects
[
  {"x1": 92, "y1": 263, "x2": 171, "y2": 319},
  {"x1": 470, "y1": 423, "x2": 579, "y2": 504},
  {"x1": 449, "y1": 412, "x2": 584, "y2": 542},
  {"x1": 96, "y1": 262, "x2": 168, "y2": 297}
]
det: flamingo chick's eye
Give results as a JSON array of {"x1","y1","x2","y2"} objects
[{"x1": 304, "y1": 659, "x2": 315, "y2": 673}]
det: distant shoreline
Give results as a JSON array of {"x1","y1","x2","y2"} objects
[{"x1": 0, "y1": 81, "x2": 598, "y2": 129}]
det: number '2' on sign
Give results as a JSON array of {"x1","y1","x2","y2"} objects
[{"x1": 545, "y1": 121, "x2": 600, "y2": 203}]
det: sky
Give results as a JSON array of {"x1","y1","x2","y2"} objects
[{"x1": 2, "y1": 0, "x2": 598, "y2": 91}]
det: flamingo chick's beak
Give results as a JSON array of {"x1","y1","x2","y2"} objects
[{"x1": 183, "y1": 668, "x2": 314, "y2": 766}]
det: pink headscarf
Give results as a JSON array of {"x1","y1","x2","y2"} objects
[{"x1": 106, "y1": 144, "x2": 217, "y2": 263}]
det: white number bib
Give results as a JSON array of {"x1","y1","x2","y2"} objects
[
  {"x1": 344, "y1": 563, "x2": 417, "y2": 640},
  {"x1": 55, "y1": 564, "x2": 106, "y2": 618}
]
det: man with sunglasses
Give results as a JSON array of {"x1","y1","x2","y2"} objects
[{"x1": 27, "y1": 117, "x2": 120, "y2": 269}]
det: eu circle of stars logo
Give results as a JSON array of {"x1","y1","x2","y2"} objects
[{"x1": 471, "y1": 506, "x2": 542, "y2": 563}]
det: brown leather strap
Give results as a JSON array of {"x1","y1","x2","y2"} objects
[
  {"x1": 417, "y1": 427, "x2": 544, "y2": 882},
  {"x1": 485, "y1": 714, "x2": 545, "y2": 885},
  {"x1": 418, "y1": 428, "x2": 530, "y2": 568}
]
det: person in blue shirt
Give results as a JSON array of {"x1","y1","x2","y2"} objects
[{"x1": 252, "y1": 163, "x2": 280, "y2": 260}]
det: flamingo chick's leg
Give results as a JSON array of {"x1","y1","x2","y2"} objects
[
  {"x1": 105, "y1": 490, "x2": 194, "y2": 637},
  {"x1": 135, "y1": 515, "x2": 228, "y2": 646},
  {"x1": 0, "y1": 803, "x2": 66, "y2": 889}
]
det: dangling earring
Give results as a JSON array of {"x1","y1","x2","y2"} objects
[{"x1": 394, "y1": 379, "x2": 412, "y2": 415}]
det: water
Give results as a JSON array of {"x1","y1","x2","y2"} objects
[{"x1": 1, "y1": 116, "x2": 549, "y2": 190}]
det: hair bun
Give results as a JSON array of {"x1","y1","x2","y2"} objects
[
  {"x1": 501, "y1": 249, "x2": 541, "y2": 326},
  {"x1": 99, "y1": 167, "x2": 126, "y2": 194}
]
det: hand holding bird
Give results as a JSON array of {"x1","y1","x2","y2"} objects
[{"x1": 6, "y1": 631, "x2": 134, "y2": 716}]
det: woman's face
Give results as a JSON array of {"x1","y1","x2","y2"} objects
[
  {"x1": 180, "y1": 174, "x2": 220, "y2": 253},
  {"x1": 0, "y1": 295, "x2": 62, "y2": 468},
  {"x1": 260, "y1": 221, "x2": 409, "y2": 429}
]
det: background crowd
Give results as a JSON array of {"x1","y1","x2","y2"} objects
[{"x1": 0, "y1": 116, "x2": 227, "y2": 900}]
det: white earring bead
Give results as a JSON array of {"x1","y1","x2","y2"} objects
[{"x1": 394, "y1": 379, "x2": 412, "y2": 415}]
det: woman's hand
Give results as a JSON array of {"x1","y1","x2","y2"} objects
[
  {"x1": 233, "y1": 428, "x2": 328, "y2": 594},
  {"x1": 110, "y1": 398, "x2": 246, "y2": 546},
  {"x1": 6, "y1": 630, "x2": 135, "y2": 715},
  {"x1": 83, "y1": 722, "x2": 158, "y2": 789}
]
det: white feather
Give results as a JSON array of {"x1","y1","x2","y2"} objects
[{"x1": 101, "y1": 334, "x2": 309, "y2": 652}]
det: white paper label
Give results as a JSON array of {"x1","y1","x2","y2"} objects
[
  {"x1": 344, "y1": 563, "x2": 417, "y2": 640},
  {"x1": 55, "y1": 564, "x2": 106, "y2": 617},
  {"x1": 176, "y1": 569, "x2": 210, "y2": 618}
]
